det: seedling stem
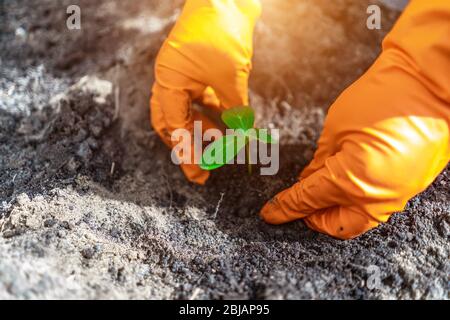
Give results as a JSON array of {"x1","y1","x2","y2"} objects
[{"x1": 246, "y1": 136, "x2": 252, "y2": 175}]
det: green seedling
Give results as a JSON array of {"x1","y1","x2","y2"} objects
[{"x1": 200, "y1": 106, "x2": 277, "y2": 174}]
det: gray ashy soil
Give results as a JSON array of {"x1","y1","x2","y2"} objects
[{"x1": 0, "y1": 0, "x2": 448, "y2": 299}]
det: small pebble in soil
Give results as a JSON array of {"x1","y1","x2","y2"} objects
[
  {"x1": 76, "y1": 141, "x2": 93, "y2": 162},
  {"x1": 110, "y1": 227, "x2": 121, "y2": 238},
  {"x1": 59, "y1": 220, "x2": 74, "y2": 230},
  {"x1": 2, "y1": 229, "x2": 23, "y2": 239},
  {"x1": 81, "y1": 247, "x2": 96, "y2": 259},
  {"x1": 89, "y1": 124, "x2": 103, "y2": 137},
  {"x1": 57, "y1": 230, "x2": 67, "y2": 238},
  {"x1": 86, "y1": 137, "x2": 99, "y2": 150},
  {"x1": 387, "y1": 240, "x2": 398, "y2": 249},
  {"x1": 43, "y1": 218, "x2": 57, "y2": 228},
  {"x1": 66, "y1": 157, "x2": 80, "y2": 172}
]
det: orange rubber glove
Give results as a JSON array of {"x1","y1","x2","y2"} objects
[
  {"x1": 261, "y1": 0, "x2": 450, "y2": 239},
  {"x1": 150, "y1": 0, "x2": 261, "y2": 184}
]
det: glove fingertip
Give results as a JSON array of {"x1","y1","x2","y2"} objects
[
  {"x1": 259, "y1": 201, "x2": 286, "y2": 225},
  {"x1": 181, "y1": 163, "x2": 210, "y2": 185}
]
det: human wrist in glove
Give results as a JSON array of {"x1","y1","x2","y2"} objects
[
  {"x1": 150, "y1": 0, "x2": 261, "y2": 184},
  {"x1": 260, "y1": 0, "x2": 450, "y2": 239}
]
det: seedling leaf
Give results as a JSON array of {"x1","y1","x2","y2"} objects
[
  {"x1": 200, "y1": 134, "x2": 246, "y2": 171},
  {"x1": 255, "y1": 128, "x2": 277, "y2": 144},
  {"x1": 246, "y1": 128, "x2": 277, "y2": 144},
  {"x1": 221, "y1": 106, "x2": 254, "y2": 131}
]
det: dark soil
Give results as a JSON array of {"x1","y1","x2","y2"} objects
[{"x1": 0, "y1": 0, "x2": 448, "y2": 299}]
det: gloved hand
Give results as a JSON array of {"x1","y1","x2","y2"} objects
[
  {"x1": 260, "y1": 0, "x2": 450, "y2": 239},
  {"x1": 151, "y1": 0, "x2": 261, "y2": 184}
]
